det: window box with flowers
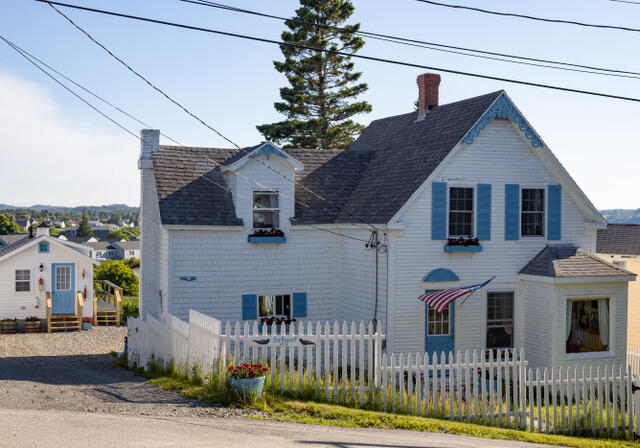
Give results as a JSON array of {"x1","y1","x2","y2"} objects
[
  {"x1": 248, "y1": 228, "x2": 286, "y2": 244},
  {"x1": 82, "y1": 317, "x2": 94, "y2": 331},
  {"x1": 1, "y1": 318, "x2": 18, "y2": 334},
  {"x1": 24, "y1": 316, "x2": 42, "y2": 333},
  {"x1": 444, "y1": 237, "x2": 482, "y2": 253},
  {"x1": 227, "y1": 363, "x2": 269, "y2": 398}
]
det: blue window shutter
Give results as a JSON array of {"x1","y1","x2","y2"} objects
[
  {"x1": 505, "y1": 184, "x2": 520, "y2": 240},
  {"x1": 292, "y1": 292, "x2": 307, "y2": 318},
  {"x1": 548, "y1": 184, "x2": 562, "y2": 240},
  {"x1": 241, "y1": 294, "x2": 257, "y2": 320},
  {"x1": 431, "y1": 182, "x2": 447, "y2": 240},
  {"x1": 476, "y1": 184, "x2": 491, "y2": 240}
]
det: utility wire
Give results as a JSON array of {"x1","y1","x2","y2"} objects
[
  {"x1": 181, "y1": 0, "x2": 640, "y2": 79},
  {"x1": 0, "y1": 34, "x2": 139, "y2": 139},
  {"x1": 415, "y1": 0, "x2": 640, "y2": 33},
  {"x1": 44, "y1": 1, "x2": 384, "y2": 232},
  {"x1": 609, "y1": 0, "x2": 640, "y2": 4},
  {"x1": 2, "y1": 36, "x2": 182, "y2": 145},
  {"x1": 38, "y1": 1, "x2": 640, "y2": 104}
]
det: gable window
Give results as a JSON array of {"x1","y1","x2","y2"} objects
[
  {"x1": 258, "y1": 294, "x2": 291, "y2": 318},
  {"x1": 15, "y1": 269, "x2": 30, "y2": 292},
  {"x1": 486, "y1": 292, "x2": 514, "y2": 349},
  {"x1": 253, "y1": 191, "x2": 279, "y2": 229},
  {"x1": 521, "y1": 188, "x2": 544, "y2": 236},
  {"x1": 566, "y1": 299, "x2": 609, "y2": 354},
  {"x1": 38, "y1": 242, "x2": 49, "y2": 253},
  {"x1": 448, "y1": 187, "x2": 473, "y2": 237}
]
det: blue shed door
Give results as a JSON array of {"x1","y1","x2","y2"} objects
[
  {"x1": 52, "y1": 264, "x2": 75, "y2": 315},
  {"x1": 425, "y1": 294, "x2": 454, "y2": 357}
]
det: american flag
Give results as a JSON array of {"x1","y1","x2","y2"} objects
[{"x1": 418, "y1": 277, "x2": 495, "y2": 313}]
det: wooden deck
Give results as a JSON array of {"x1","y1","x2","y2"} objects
[
  {"x1": 93, "y1": 280, "x2": 123, "y2": 326},
  {"x1": 46, "y1": 291, "x2": 83, "y2": 332}
]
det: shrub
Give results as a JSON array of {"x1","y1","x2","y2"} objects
[
  {"x1": 122, "y1": 301, "x2": 139, "y2": 320},
  {"x1": 94, "y1": 260, "x2": 138, "y2": 296}
]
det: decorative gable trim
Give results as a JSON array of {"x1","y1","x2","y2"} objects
[
  {"x1": 462, "y1": 94, "x2": 543, "y2": 148},
  {"x1": 254, "y1": 142, "x2": 288, "y2": 160},
  {"x1": 223, "y1": 142, "x2": 304, "y2": 172}
]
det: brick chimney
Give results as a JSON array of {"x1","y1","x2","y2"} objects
[{"x1": 417, "y1": 73, "x2": 441, "y2": 118}]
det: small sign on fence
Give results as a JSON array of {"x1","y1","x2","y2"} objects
[{"x1": 250, "y1": 335, "x2": 317, "y2": 347}]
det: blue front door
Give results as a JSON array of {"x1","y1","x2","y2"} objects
[
  {"x1": 425, "y1": 293, "x2": 455, "y2": 356},
  {"x1": 52, "y1": 264, "x2": 75, "y2": 315}
]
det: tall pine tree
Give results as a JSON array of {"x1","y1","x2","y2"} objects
[{"x1": 257, "y1": 0, "x2": 371, "y2": 150}]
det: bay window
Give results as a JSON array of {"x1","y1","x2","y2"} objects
[{"x1": 566, "y1": 299, "x2": 610, "y2": 354}]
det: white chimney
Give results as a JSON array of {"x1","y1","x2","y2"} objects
[{"x1": 36, "y1": 224, "x2": 50, "y2": 238}]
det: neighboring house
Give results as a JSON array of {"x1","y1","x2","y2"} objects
[
  {"x1": 85, "y1": 241, "x2": 116, "y2": 260},
  {"x1": 0, "y1": 233, "x2": 29, "y2": 248},
  {"x1": 14, "y1": 217, "x2": 34, "y2": 232},
  {"x1": 90, "y1": 226, "x2": 113, "y2": 240},
  {"x1": 596, "y1": 224, "x2": 640, "y2": 346},
  {"x1": 139, "y1": 73, "x2": 635, "y2": 370},
  {"x1": 0, "y1": 224, "x2": 96, "y2": 322},
  {"x1": 111, "y1": 240, "x2": 140, "y2": 260}
]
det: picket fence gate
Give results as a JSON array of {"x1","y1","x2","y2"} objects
[{"x1": 127, "y1": 311, "x2": 640, "y2": 439}]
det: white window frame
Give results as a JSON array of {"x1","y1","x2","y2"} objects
[
  {"x1": 257, "y1": 293, "x2": 292, "y2": 319},
  {"x1": 15, "y1": 269, "x2": 31, "y2": 293},
  {"x1": 252, "y1": 191, "x2": 280, "y2": 230},
  {"x1": 481, "y1": 285, "x2": 519, "y2": 351},
  {"x1": 129, "y1": 250, "x2": 135, "y2": 256},
  {"x1": 485, "y1": 291, "x2": 515, "y2": 350},
  {"x1": 565, "y1": 295, "x2": 615, "y2": 360},
  {"x1": 447, "y1": 185, "x2": 476, "y2": 238},
  {"x1": 520, "y1": 186, "x2": 546, "y2": 238}
]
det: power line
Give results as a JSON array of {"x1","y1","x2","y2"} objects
[
  {"x1": 0, "y1": 34, "x2": 139, "y2": 140},
  {"x1": 181, "y1": 0, "x2": 640, "y2": 79},
  {"x1": 2, "y1": 36, "x2": 182, "y2": 146},
  {"x1": 609, "y1": 0, "x2": 640, "y2": 4},
  {"x1": 38, "y1": 1, "x2": 640, "y2": 104},
  {"x1": 415, "y1": 0, "x2": 640, "y2": 33},
  {"x1": 44, "y1": 1, "x2": 384, "y2": 232}
]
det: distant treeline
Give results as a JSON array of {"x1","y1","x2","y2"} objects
[{"x1": 0, "y1": 204, "x2": 139, "y2": 226}]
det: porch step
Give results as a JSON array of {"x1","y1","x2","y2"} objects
[
  {"x1": 49, "y1": 314, "x2": 81, "y2": 332},
  {"x1": 96, "y1": 310, "x2": 119, "y2": 326}
]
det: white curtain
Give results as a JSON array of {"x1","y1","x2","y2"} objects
[
  {"x1": 566, "y1": 301, "x2": 573, "y2": 341},
  {"x1": 598, "y1": 299, "x2": 609, "y2": 347}
]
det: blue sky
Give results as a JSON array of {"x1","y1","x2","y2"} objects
[{"x1": 1, "y1": 0, "x2": 639, "y2": 208}]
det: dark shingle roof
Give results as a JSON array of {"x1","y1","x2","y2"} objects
[
  {"x1": 596, "y1": 224, "x2": 640, "y2": 256},
  {"x1": 0, "y1": 234, "x2": 28, "y2": 246},
  {"x1": 0, "y1": 236, "x2": 34, "y2": 258},
  {"x1": 85, "y1": 241, "x2": 113, "y2": 251},
  {"x1": 113, "y1": 240, "x2": 140, "y2": 250},
  {"x1": 152, "y1": 91, "x2": 503, "y2": 226},
  {"x1": 519, "y1": 244, "x2": 635, "y2": 277}
]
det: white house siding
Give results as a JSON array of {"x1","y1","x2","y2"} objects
[
  {"x1": 520, "y1": 279, "x2": 555, "y2": 369},
  {"x1": 336, "y1": 228, "x2": 387, "y2": 331},
  {"x1": 388, "y1": 120, "x2": 594, "y2": 354},
  {"x1": 0, "y1": 240, "x2": 94, "y2": 319},
  {"x1": 167, "y1": 227, "x2": 340, "y2": 324},
  {"x1": 551, "y1": 281, "x2": 628, "y2": 370}
]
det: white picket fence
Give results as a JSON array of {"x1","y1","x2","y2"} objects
[
  {"x1": 627, "y1": 345, "x2": 640, "y2": 376},
  {"x1": 127, "y1": 311, "x2": 640, "y2": 439}
]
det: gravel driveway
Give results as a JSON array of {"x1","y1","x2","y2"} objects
[{"x1": 0, "y1": 327, "x2": 261, "y2": 418}]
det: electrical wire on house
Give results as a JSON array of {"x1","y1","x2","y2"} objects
[
  {"x1": 0, "y1": 34, "x2": 140, "y2": 140},
  {"x1": 43, "y1": 0, "x2": 385, "y2": 233},
  {"x1": 414, "y1": 0, "x2": 640, "y2": 33},
  {"x1": 37, "y1": 1, "x2": 640, "y2": 104},
  {"x1": 1, "y1": 35, "x2": 182, "y2": 146},
  {"x1": 179, "y1": 0, "x2": 640, "y2": 79}
]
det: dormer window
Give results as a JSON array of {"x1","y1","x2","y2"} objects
[{"x1": 253, "y1": 191, "x2": 279, "y2": 229}]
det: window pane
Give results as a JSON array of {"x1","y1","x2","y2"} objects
[
  {"x1": 253, "y1": 211, "x2": 279, "y2": 229},
  {"x1": 449, "y1": 187, "x2": 473, "y2": 236},
  {"x1": 253, "y1": 192, "x2": 279, "y2": 209},
  {"x1": 55, "y1": 266, "x2": 71, "y2": 291},
  {"x1": 487, "y1": 292, "x2": 514, "y2": 349},
  {"x1": 258, "y1": 296, "x2": 274, "y2": 317},
  {"x1": 566, "y1": 299, "x2": 609, "y2": 353}
]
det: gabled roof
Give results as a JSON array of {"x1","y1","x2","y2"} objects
[
  {"x1": 0, "y1": 233, "x2": 28, "y2": 246},
  {"x1": 519, "y1": 244, "x2": 634, "y2": 277},
  {"x1": 596, "y1": 224, "x2": 640, "y2": 256},
  {"x1": 0, "y1": 236, "x2": 33, "y2": 258},
  {"x1": 112, "y1": 240, "x2": 140, "y2": 250},
  {"x1": 0, "y1": 235, "x2": 98, "y2": 265},
  {"x1": 152, "y1": 91, "x2": 501, "y2": 226},
  {"x1": 85, "y1": 241, "x2": 114, "y2": 251}
]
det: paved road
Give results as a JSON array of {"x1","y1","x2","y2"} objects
[{"x1": 3, "y1": 408, "x2": 558, "y2": 448}]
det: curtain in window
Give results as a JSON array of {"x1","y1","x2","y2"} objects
[
  {"x1": 566, "y1": 301, "x2": 572, "y2": 341},
  {"x1": 598, "y1": 299, "x2": 609, "y2": 346}
]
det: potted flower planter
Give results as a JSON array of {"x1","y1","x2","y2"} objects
[
  {"x1": 82, "y1": 318, "x2": 94, "y2": 330},
  {"x1": 227, "y1": 363, "x2": 269, "y2": 399},
  {"x1": 1, "y1": 319, "x2": 18, "y2": 334},
  {"x1": 24, "y1": 317, "x2": 42, "y2": 333},
  {"x1": 228, "y1": 375, "x2": 266, "y2": 397}
]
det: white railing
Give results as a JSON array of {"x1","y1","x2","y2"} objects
[
  {"x1": 627, "y1": 345, "x2": 640, "y2": 376},
  {"x1": 127, "y1": 311, "x2": 639, "y2": 439}
]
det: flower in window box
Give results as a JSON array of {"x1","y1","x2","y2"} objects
[
  {"x1": 446, "y1": 237, "x2": 479, "y2": 247},
  {"x1": 249, "y1": 228, "x2": 285, "y2": 238}
]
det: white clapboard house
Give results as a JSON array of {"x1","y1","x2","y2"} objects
[
  {"x1": 139, "y1": 73, "x2": 635, "y2": 370},
  {"x1": 0, "y1": 224, "x2": 96, "y2": 330}
]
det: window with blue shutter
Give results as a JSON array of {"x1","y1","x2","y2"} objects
[
  {"x1": 547, "y1": 184, "x2": 562, "y2": 240},
  {"x1": 38, "y1": 242, "x2": 49, "y2": 253},
  {"x1": 431, "y1": 182, "x2": 447, "y2": 240},
  {"x1": 292, "y1": 292, "x2": 307, "y2": 318},
  {"x1": 241, "y1": 294, "x2": 257, "y2": 320},
  {"x1": 505, "y1": 184, "x2": 520, "y2": 240},
  {"x1": 476, "y1": 184, "x2": 491, "y2": 240}
]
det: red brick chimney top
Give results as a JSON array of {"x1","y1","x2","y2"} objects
[{"x1": 417, "y1": 73, "x2": 441, "y2": 116}]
